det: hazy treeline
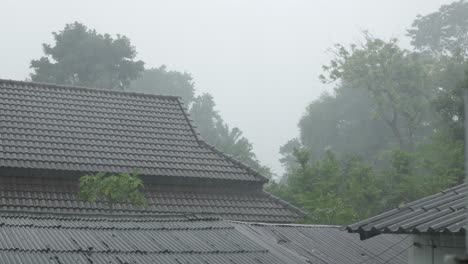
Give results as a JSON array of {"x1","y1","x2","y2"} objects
[
  {"x1": 28, "y1": 22, "x2": 271, "y2": 177},
  {"x1": 266, "y1": 0, "x2": 468, "y2": 224}
]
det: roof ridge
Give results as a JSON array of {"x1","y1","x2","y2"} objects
[
  {"x1": 0, "y1": 78, "x2": 182, "y2": 100},
  {"x1": 229, "y1": 220, "x2": 340, "y2": 228},
  {"x1": 0, "y1": 209, "x2": 222, "y2": 220},
  {"x1": 174, "y1": 98, "x2": 204, "y2": 143}
]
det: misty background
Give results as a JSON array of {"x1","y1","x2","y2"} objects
[{"x1": 0, "y1": 0, "x2": 453, "y2": 175}]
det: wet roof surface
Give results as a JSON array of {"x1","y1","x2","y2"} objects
[
  {"x1": 0, "y1": 212, "x2": 409, "y2": 264},
  {"x1": 0, "y1": 79, "x2": 266, "y2": 182},
  {"x1": 346, "y1": 184, "x2": 466, "y2": 239}
]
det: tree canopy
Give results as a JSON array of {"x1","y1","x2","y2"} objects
[
  {"x1": 30, "y1": 22, "x2": 144, "y2": 90},
  {"x1": 407, "y1": 0, "x2": 468, "y2": 58},
  {"x1": 268, "y1": 1, "x2": 467, "y2": 225},
  {"x1": 130, "y1": 66, "x2": 195, "y2": 104},
  {"x1": 320, "y1": 35, "x2": 435, "y2": 150}
]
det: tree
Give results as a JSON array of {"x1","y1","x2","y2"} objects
[
  {"x1": 190, "y1": 94, "x2": 221, "y2": 140},
  {"x1": 279, "y1": 138, "x2": 302, "y2": 175},
  {"x1": 269, "y1": 148, "x2": 382, "y2": 224},
  {"x1": 79, "y1": 170, "x2": 147, "y2": 212},
  {"x1": 320, "y1": 35, "x2": 435, "y2": 150},
  {"x1": 295, "y1": 86, "x2": 394, "y2": 162},
  {"x1": 30, "y1": 22, "x2": 144, "y2": 90},
  {"x1": 407, "y1": 0, "x2": 468, "y2": 58},
  {"x1": 130, "y1": 66, "x2": 195, "y2": 104},
  {"x1": 407, "y1": 1, "x2": 468, "y2": 140}
]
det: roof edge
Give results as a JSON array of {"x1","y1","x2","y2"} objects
[
  {"x1": 0, "y1": 78, "x2": 182, "y2": 101},
  {"x1": 199, "y1": 141, "x2": 269, "y2": 183},
  {"x1": 173, "y1": 99, "x2": 270, "y2": 183},
  {"x1": 263, "y1": 191, "x2": 308, "y2": 217},
  {"x1": 174, "y1": 98, "x2": 204, "y2": 142}
]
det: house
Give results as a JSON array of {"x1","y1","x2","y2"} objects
[
  {"x1": 346, "y1": 184, "x2": 466, "y2": 264},
  {"x1": 0, "y1": 79, "x2": 303, "y2": 222}
]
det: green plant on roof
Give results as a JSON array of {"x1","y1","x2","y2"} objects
[{"x1": 78, "y1": 169, "x2": 147, "y2": 213}]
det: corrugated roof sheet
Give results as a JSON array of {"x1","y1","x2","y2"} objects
[
  {"x1": 0, "y1": 79, "x2": 266, "y2": 182},
  {"x1": 346, "y1": 184, "x2": 466, "y2": 240},
  {"x1": 232, "y1": 222, "x2": 409, "y2": 264},
  {"x1": 0, "y1": 212, "x2": 309, "y2": 264},
  {"x1": 0, "y1": 211, "x2": 410, "y2": 264},
  {"x1": 0, "y1": 177, "x2": 304, "y2": 223}
]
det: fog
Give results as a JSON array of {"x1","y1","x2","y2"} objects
[{"x1": 0, "y1": 0, "x2": 453, "y2": 174}]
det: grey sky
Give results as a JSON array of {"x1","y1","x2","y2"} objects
[{"x1": 0, "y1": 0, "x2": 454, "y2": 175}]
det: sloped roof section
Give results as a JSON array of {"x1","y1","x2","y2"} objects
[
  {"x1": 0, "y1": 212, "x2": 309, "y2": 264},
  {"x1": 346, "y1": 184, "x2": 466, "y2": 240},
  {"x1": 0, "y1": 176, "x2": 305, "y2": 223},
  {"x1": 232, "y1": 223, "x2": 409, "y2": 264},
  {"x1": 0, "y1": 79, "x2": 266, "y2": 182}
]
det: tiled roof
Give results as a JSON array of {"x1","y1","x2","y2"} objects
[
  {"x1": 0, "y1": 177, "x2": 305, "y2": 223},
  {"x1": 231, "y1": 223, "x2": 409, "y2": 264},
  {"x1": 0, "y1": 212, "x2": 310, "y2": 264},
  {"x1": 346, "y1": 184, "x2": 466, "y2": 240},
  {"x1": 0, "y1": 79, "x2": 266, "y2": 182}
]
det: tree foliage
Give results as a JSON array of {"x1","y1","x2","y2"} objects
[
  {"x1": 30, "y1": 22, "x2": 144, "y2": 90},
  {"x1": 130, "y1": 66, "x2": 195, "y2": 104},
  {"x1": 320, "y1": 34, "x2": 435, "y2": 150},
  {"x1": 271, "y1": 1, "x2": 467, "y2": 224},
  {"x1": 79, "y1": 170, "x2": 147, "y2": 212},
  {"x1": 407, "y1": 0, "x2": 468, "y2": 58},
  {"x1": 268, "y1": 149, "x2": 382, "y2": 224},
  {"x1": 296, "y1": 87, "x2": 393, "y2": 163},
  {"x1": 407, "y1": 0, "x2": 468, "y2": 140}
]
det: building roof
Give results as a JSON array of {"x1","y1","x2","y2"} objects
[
  {"x1": 0, "y1": 212, "x2": 305, "y2": 264},
  {"x1": 346, "y1": 184, "x2": 466, "y2": 240},
  {"x1": 0, "y1": 79, "x2": 304, "y2": 223},
  {"x1": 0, "y1": 79, "x2": 266, "y2": 183},
  {"x1": 0, "y1": 211, "x2": 410, "y2": 264},
  {"x1": 232, "y1": 222, "x2": 409, "y2": 264},
  {"x1": 0, "y1": 176, "x2": 304, "y2": 223}
]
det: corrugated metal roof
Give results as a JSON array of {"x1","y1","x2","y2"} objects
[
  {"x1": 232, "y1": 222, "x2": 409, "y2": 264},
  {"x1": 346, "y1": 184, "x2": 466, "y2": 240},
  {"x1": 0, "y1": 177, "x2": 304, "y2": 223},
  {"x1": 0, "y1": 212, "x2": 310, "y2": 264},
  {"x1": 0, "y1": 211, "x2": 410, "y2": 264},
  {"x1": 0, "y1": 79, "x2": 266, "y2": 182}
]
